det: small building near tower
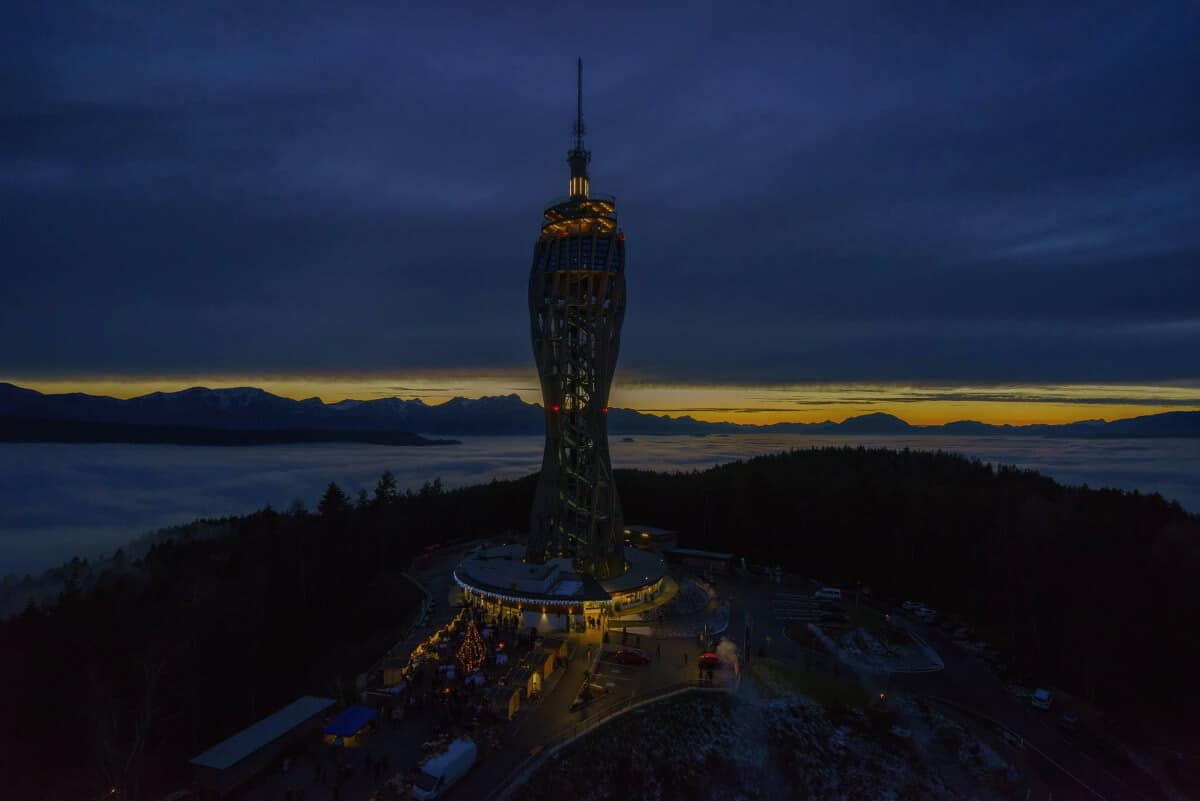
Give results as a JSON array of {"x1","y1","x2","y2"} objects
[
  {"x1": 624, "y1": 525, "x2": 678, "y2": 552},
  {"x1": 190, "y1": 695, "x2": 335, "y2": 797},
  {"x1": 506, "y1": 667, "x2": 541, "y2": 699},
  {"x1": 321, "y1": 705, "x2": 377, "y2": 748},
  {"x1": 541, "y1": 636, "x2": 569, "y2": 663},
  {"x1": 487, "y1": 685, "x2": 521, "y2": 720},
  {"x1": 662, "y1": 547, "x2": 735, "y2": 575},
  {"x1": 527, "y1": 647, "x2": 557, "y2": 681}
]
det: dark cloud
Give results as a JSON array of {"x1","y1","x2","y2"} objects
[{"x1": 1, "y1": 1, "x2": 1198, "y2": 384}]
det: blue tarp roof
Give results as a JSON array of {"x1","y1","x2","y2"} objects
[
  {"x1": 322, "y1": 705, "x2": 377, "y2": 737},
  {"x1": 191, "y1": 695, "x2": 335, "y2": 771}
]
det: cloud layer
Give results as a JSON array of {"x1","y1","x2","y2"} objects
[{"x1": 2, "y1": 433, "x2": 1197, "y2": 576}]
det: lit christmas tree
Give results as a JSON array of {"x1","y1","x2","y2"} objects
[{"x1": 456, "y1": 618, "x2": 485, "y2": 673}]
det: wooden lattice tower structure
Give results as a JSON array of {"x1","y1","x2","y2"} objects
[{"x1": 526, "y1": 59, "x2": 627, "y2": 580}]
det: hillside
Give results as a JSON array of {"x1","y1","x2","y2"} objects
[{"x1": 1, "y1": 447, "x2": 1197, "y2": 799}]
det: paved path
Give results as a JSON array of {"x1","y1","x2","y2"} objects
[{"x1": 447, "y1": 627, "x2": 721, "y2": 800}]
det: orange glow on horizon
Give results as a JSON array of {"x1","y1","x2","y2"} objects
[{"x1": 5, "y1": 374, "x2": 1200, "y2": 428}]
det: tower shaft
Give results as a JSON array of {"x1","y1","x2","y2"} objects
[{"x1": 526, "y1": 61, "x2": 626, "y2": 580}]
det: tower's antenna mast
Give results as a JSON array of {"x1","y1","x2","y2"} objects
[{"x1": 573, "y1": 57, "x2": 586, "y2": 151}]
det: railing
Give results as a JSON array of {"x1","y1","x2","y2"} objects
[
  {"x1": 543, "y1": 193, "x2": 616, "y2": 212},
  {"x1": 483, "y1": 680, "x2": 734, "y2": 801}
]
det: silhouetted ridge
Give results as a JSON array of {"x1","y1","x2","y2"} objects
[{"x1": 1, "y1": 383, "x2": 1197, "y2": 439}]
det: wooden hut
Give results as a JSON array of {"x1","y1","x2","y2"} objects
[
  {"x1": 321, "y1": 705, "x2": 376, "y2": 748},
  {"x1": 487, "y1": 685, "x2": 521, "y2": 720},
  {"x1": 526, "y1": 648, "x2": 556, "y2": 681},
  {"x1": 541, "y1": 637, "x2": 568, "y2": 662},
  {"x1": 506, "y1": 667, "x2": 540, "y2": 699}
]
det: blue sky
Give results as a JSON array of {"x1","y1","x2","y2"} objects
[{"x1": 2, "y1": 1, "x2": 1198, "y2": 419}]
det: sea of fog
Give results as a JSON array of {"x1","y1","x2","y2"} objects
[{"x1": 2, "y1": 434, "x2": 1197, "y2": 576}]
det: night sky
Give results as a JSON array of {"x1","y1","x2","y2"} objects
[{"x1": 3, "y1": 1, "x2": 1199, "y2": 424}]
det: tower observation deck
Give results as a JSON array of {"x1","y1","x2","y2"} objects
[{"x1": 526, "y1": 59, "x2": 627, "y2": 580}]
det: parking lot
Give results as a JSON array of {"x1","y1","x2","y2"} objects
[{"x1": 771, "y1": 591, "x2": 823, "y2": 622}]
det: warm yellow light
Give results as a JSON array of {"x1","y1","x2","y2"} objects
[{"x1": 12, "y1": 376, "x2": 1200, "y2": 427}]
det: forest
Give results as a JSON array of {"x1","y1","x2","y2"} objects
[
  {"x1": 2, "y1": 446, "x2": 1197, "y2": 799},
  {"x1": 618, "y1": 447, "x2": 1200, "y2": 744}
]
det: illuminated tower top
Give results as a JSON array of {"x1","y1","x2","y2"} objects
[{"x1": 567, "y1": 58, "x2": 590, "y2": 199}]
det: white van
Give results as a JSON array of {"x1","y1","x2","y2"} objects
[
  {"x1": 813, "y1": 587, "x2": 843, "y2": 602},
  {"x1": 412, "y1": 737, "x2": 477, "y2": 799}
]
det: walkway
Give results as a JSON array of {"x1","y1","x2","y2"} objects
[{"x1": 446, "y1": 631, "x2": 727, "y2": 800}]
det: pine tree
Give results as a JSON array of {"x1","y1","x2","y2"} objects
[
  {"x1": 373, "y1": 470, "x2": 399, "y2": 507},
  {"x1": 318, "y1": 482, "x2": 352, "y2": 518}
]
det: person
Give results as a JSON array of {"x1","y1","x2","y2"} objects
[
  {"x1": 656, "y1": 640, "x2": 662, "y2": 659},
  {"x1": 683, "y1": 652, "x2": 688, "y2": 666}
]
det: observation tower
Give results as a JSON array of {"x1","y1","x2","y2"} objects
[
  {"x1": 452, "y1": 61, "x2": 663, "y2": 633},
  {"x1": 525, "y1": 58, "x2": 627, "y2": 580}
]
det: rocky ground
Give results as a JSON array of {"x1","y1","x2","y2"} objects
[{"x1": 513, "y1": 676, "x2": 1024, "y2": 801}]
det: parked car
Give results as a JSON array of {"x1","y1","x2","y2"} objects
[
  {"x1": 914, "y1": 607, "x2": 938, "y2": 622},
  {"x1": 1058, "y1": 712, "x2": 1080, "y2": 733},
  {"x1": 1032, "y1": 688, "x2": 1054, "y2": 710},
  {"x1": 698, "y1": 652, "x2": 723, "y2": 670},
  {"x1": 814, "y1": 587, "x2": 843, "y2": 602},
  {"x1": 952, "y1": 626, "x2": 974, "y2": 641},
  {"x1": 615, "y1": 647, "x2": 651, "y2": 665},
  {"x1": 901, "y1": 600, "x2": 922, "y2": 612}
]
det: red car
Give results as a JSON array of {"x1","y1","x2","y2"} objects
[
  {"x1": 615, "y1": 648, "x2": 651, "y2": 665},
  {"x1": 698, "y1": 652, "x2": 722, "y2": 670}
]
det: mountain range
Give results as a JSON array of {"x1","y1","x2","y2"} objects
[{"x1": 1, "y1": 382, "x2": 1198, "y2": 442}]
